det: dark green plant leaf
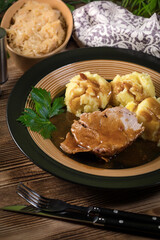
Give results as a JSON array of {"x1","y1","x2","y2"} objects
[
  {"x1": 66, "y1": 3, "x2": 75, "y2": 11},
  {"x1": 1, "y1": 0, "x2": 159, "y2": 18},
  {"x1": 30, "y1": 87, "x2": 52, "y2": 118},
  {"x1": 122, "y1": 0, "x2": 160, "y2": 17},
  {"x1": 31, "y1": 87, "x2": 52, "y2": 108},
  {"x1": 7, "y1": 52, "x2": 10, "y2": 59},
  {"x1": 17, "y1": 108, "x2": 56, "y2": 139},
  {"x1": 17, "y1": 88, "x2": 65, "y2": 139},
  {"x1": 0, "y1": 0, "x2": 17, "y2": 14},
  {"x1": 122, "y1": 0, "x2": 130, "y2": 8},
  {"x1": 34, "y1": 102, "x2": 50, "y2": 119},
  {"x1": 38, "y1": 122, "x2": 56, "y2": 139},
  {"x1": 49, "y1": 97, "x2": 65, "y2": 118}
]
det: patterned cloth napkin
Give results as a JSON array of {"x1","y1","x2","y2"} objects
[{"x1": 72, "y1": 1, "x2": 160, "y2": 58}]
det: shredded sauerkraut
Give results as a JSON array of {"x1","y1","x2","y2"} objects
[{"x1": 7, "y1": 1, "x2": 66, "y2": 57}]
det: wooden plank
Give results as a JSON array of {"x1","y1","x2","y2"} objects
[{"x1": 0, "y1": 164, "x2": 50, "y2": 187}]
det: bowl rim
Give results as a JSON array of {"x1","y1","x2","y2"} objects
[{"x1": 1, "y1": 0, "x2": 73, "y2": 59}]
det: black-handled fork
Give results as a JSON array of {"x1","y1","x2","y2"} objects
[{"x1": 17, "y1": 183, "x2": 160, "y2": 238}]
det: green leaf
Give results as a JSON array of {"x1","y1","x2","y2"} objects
[
  {"x1": 0, "y1": 0, "x2": 17, "y2": 14},
  {"x1": 38, "y1": 123, "x2": 56, "y2": 139},
  {"x1": 121, "y1": 0, "x2": 159, "y2": 17},
  {"x1": 17, "y1": 108, "x2": 56, "y2": 139},
  {"x1": 34, "y1": 101, "x2": 50, "y2": 119},
  {"x1": 7, "y1": 52, "x2": 10, "y2": 59},
  {"x1": 31, "y1": 87, "x2": 52, "y2": 118},
  {"x1": 66, "y1": 3, "x2": 75, "y2": 12},
  {"x1": 31, "y1": 87, "x2": 52, "y2": 108},
  {"x1": 122, "y1": 0, "x2": 130, "y2": 8},
  {"x1": 49, "y1": 97, "x2": 65, "y2": 118},
  {"x1": 17, "y1": 88, "x2": 65, "y2": 139}
]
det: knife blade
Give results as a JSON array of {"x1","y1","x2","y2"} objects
[{"x1": 1, "y1": 205, "x2": 95, "y2": 225}]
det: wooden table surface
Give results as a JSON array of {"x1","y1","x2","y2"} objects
[{"x1": 0, "y1": 25, "x2": 160, "y2": 240}]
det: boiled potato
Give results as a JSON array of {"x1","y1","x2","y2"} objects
[
  {"x1": 125, "y1": 101, "x2": 138, "y2": 113},
  {"x1": 133, "y1": 97, "x2": 160, "y2": 145},
  {"x1": 111, "y1": 72, "x2": 155, "y2": 107},
  {"x1": 65, "y1": 72, "x2": 111, "y2": 117}
]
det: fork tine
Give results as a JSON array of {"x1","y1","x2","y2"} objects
[
  {"x1": 17, "y1": 184, "x2": 41, "y2": 203},
  {"x1": 18, "y1": 183, "x2": 50, "y2": 202},
  {"x1": 17, "y1": 184, "x2": 49, "y2": 204},
  {"x1": 17, "y1": 183, "x2": 71, "y2": 212},
  {"x1": 17, "y1": 190, "x2": 39, "y2": 209},
  {"x1": 17, "y1": 184, "x2": 49, "y2": 209},
  {"x1": 17, "y1": 187, "x2": 47, "y2": 209}
]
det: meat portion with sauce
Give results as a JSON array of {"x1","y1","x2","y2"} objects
[{"x1": 60, "y1": 107, "x2": 144, "y2": 159}]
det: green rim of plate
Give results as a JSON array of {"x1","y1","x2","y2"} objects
[{"x1": 7, "y1": 47, "x2": 160, "y2": 189}]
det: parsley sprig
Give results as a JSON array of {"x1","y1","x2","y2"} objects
[{"x1": 17, "y1": 87, "x2": 65, "y2": 139}]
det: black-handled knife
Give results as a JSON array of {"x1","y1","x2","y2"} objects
[
  {"x1": 1, "y1": 205, "x2": 160, "y2": 238},
  {"x1": 88, "y1": 206, "x2": 160, "y2": 224}
]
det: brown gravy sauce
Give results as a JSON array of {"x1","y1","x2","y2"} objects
[
  {"x1": 114, "y1": 81, "x2": 143, "y2": 99},
  {"x1": 51, "y1": 111, "x2": 160, "y2": 169}
]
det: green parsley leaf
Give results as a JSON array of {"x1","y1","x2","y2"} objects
[
  {"x1": 49, "y1": 96, "x2": 65, "y2": 118},
  {"x1": 17, "y1": 88, "x2": 65, "y2": 139},
  {"x1": 17, "y1": 108, "x2": 56, "y2": 139},
  {"x1": 31, "y1": 87, "x2": 52, "y2": 118}
]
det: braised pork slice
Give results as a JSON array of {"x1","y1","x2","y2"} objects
[
  {"x1": 60, "y1": 132, "x2": 90, "y2": 154},
  {"x1": 60, "y1": 107, "x2": 144, "y2": 157}
]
